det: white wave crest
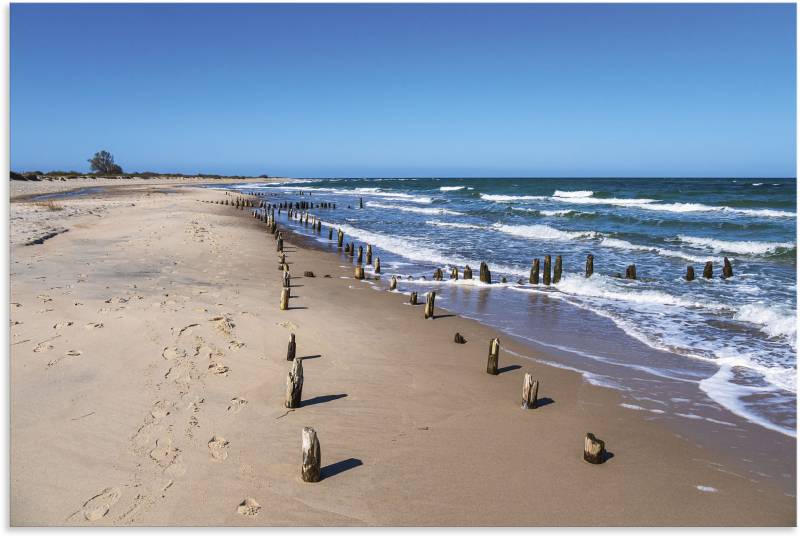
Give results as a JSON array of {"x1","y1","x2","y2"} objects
[
  {"x1": 734, "y1": 304, "x2": 797, "y2": 341},
  {"x1": 491, "y1": 223, "x2": 597, "y2": 241},
  {"x1": 367, "y1": 201, "x2": 463, "y2": 216},
  {"x1": 553, "y1": 190, "x2": 594, "y2": 198},
  {"x1": 425, "y1": 220, "x2": 482, "y2": 230},
  {"x1": 480, "y1": 193, "x2": 548, "y2": 202},
  {"x1": 440, "y1": 186, "x2": 466, "y2": 191},
  {"x1": 600, "y1": 237, "x2": 721, "y2": 263},
  {"x1": 677, "y1": 235, "x2": 795, "y2": 256}
]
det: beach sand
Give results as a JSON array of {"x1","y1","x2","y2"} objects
[{"x1": 9, "y1": 182, "x2": 795, "y2": 526}]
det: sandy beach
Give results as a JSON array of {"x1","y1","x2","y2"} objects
[{"x1": 9, "y1": 181, "x2": 795, "y2": 526}]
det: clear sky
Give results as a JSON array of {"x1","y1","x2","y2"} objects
[{"x1": 10, "y1": 3, "x2": 797, "y2": 177}]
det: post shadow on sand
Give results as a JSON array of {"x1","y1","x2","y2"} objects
[
  {"x1": 321, "y1": 458, "x2": 363, "y2": 480},
  {"x1": 496, "y1": 364, "x2": 521, "y2": 374},
  {"x1": 285, "y1": 306, "x2": 308, "y2": 310},
  {"x1": 432, "y1": 313, "x2": 457, "y2": 320},
  {"x1": 302, "y1": 393, "x2": 347, "y2": 407},
  {"x1": 298, "y1": 354, "x2": 322, "y2": 360},
  {"x1": 534, "y1": 397, "x2": 555, "y2": 407}
]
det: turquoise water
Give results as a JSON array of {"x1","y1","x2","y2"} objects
[{"x1": 221, "y1": 177, "x2": 796, "y2": 437}]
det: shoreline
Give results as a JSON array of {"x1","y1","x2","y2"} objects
[{"x1": 9, "y1": 184, "x2": 795, "y2": 525}]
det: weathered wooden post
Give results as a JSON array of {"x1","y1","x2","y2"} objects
[
  {"x1": 282, "y1": 270, "x2": 291, "y2": 289},
  {"x1": 359, "y1": 197, "x2": 363, "y2": 209},
  {"x1": 530, "y1": 259, "x2": 540, "y2": 284},
  {"x1": 357, "y1": 245, "x2": 363, "y2": 264},
  {"x1": 280, "y1": 288, "x2": 290, "y2": 310},
  {"x1": 337, "y1": 229, "x2": 344, "y2": 248},
  {"x1": 424, "y1": 291, "x2": 436, "y2": 319},
  {"x1": 722, "y1": 257, "x2": 733, "y2": 279},
  {"x1": 349, "y1": 242, "x2": 355, "y2": 257},
  {"x1": 585, "y1": 254, "x2": 594, "y2": 278},
  {"x1": 344, "y1": 243, "x2": 350, "y2": 254},
  {"x1": 464, "y1": 265, "x2": 473, "y2": 280},
  {"x1": 287, "y1": 333, "x2": 296, "y2": 361},
  {"x1": 685, "y1": 266, "x2": 695, "y2": 281},
  {"x1": 583, "y1": 433, "x2": 606, "y2": 464},
  {"x1": 285, "y1": 358, "x2": 303, "y2": 408},
  {"x1": 301, "y1": 427, "x2": 321, "y2": 482},
  {"x1": 366, "y1": 245, "x2": 372, "y2": 265},
  {"x1": 543, "y1": 255, "x2": 552, "y2": 285},
  {"x1": 553, "y1": 255, "x2": 563, "y2": 284},
  {"x1": 522, "y1": 373, "x2": 539, "y2": 409},
  {"x1": 703, "y1": 261, "x2": 713, "y2": 279},
  {"x1": 354, "y1": 265, "x2": 365, "y2": 280},
  {"x1": 277, "y1": 237, "x2": 284, "y2": 253},
  {"x1": 625, "y1": 264, "x2": 637, "y2": 280},
  {"x1": 479, "y1": 262, "x2": 491, "y2": 284},
  {"x1": 450, "y1": 267, "x2": 459, "y2": 280},
  {"x1": 486, "y1": 338, "x2": 500, "y2": 375},
  {"x1": 409, "y1": 291, "x2": 418, "y2": 305},
  {"x1": 433, "y1": 268, "x2": 443, "y2": 281},
  {"x1": 454, "y1": 332, "x2": 466, "y2": 344},
  {"x1": 374, "y1": 257, "x2": 381, "y2": 274},
  {"x1": 390, "y1": 276, "x2": 397, "y2": 290},
  {"x1": 328, "y1": 227, "x2": 333, "y2": 240}
]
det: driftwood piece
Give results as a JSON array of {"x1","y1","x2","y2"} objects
[
  {"x1": 703, "y1": 261, "x2": 713, "y2": 279},
  {"x1": 287, "y1": 333, "x2": 296, "y2": 361},
  {"x1": 585, "y1": 254, "x2": 594, "y2": 277},
  {"x1": 625, "y1": 264, "x2": 637, "y2": 280},
  {"x1": 454, "y1": 332, "x2": 466, "y2": 344},
  {"x1": 487, "y1": 337, "x2": 500, "y2": 375},
  {"x1": 301, "y1": 427, "x2": 321, "y2": 482},
  {"x1": 584, "y1": 433, "x2": 606, "y2": 464},
  {"x1": 543, "y1": 255, "x2": 551, "y2": 286},
  {"x1": 530, "y1": 259, "x2": 539, "y2": 284},
  {"x1": 522, "y1": 373, "x2": 539, "y2": 409},
  {"x1": 685, "y1": 266, "x2": 695, "y2": 281},
  {"x1": 479, "y1": 262, "x2": 491, "y2": 284},
  {"x1": 285, "y1": 358, "x2": 303, "y2": 408},
  {"x1": 409, "y1": 291, "x2": 418, "y2": 305},
  {"x1": 424, "y1": 291, "x2": 436, "y2": 319},
  {"x1": 280, "y1": 288, "x2": 290, "y2": 310},
  {"x1": 553, "y1": 255, "x2": 562, "y2": 284},
  {"x1": 722, "y1": 257, "x2": 733, "y2": 279}
]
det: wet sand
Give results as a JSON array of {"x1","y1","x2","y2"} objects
[{"x1": 9, "y1": 184, "x2": 795, "y2": 525}]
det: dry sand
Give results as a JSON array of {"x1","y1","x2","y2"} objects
[{"x1": 9, "y1": 183, "x2": 795, "y2": 526}]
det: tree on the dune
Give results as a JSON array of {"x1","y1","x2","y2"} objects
[{"x1": 88, "y1": 150, "x2": 123, "y2": 174}]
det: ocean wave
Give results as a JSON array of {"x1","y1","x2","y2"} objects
[
  {"x1": 676, "y1": 235, "x2": 795, "y2": 256},
  {"x1": 733, "y1": 304, "x2": 797, "y2": 342},
  {"x1": 439, "y1": 186, "x2": 466, "y2": 191},
  {"x1": 491, "y1": 223, "x2": 598, "y2": 241},
  {"x1": 600, "y1": 237, "x2": 721, "y2": 263},
  {"x1": 752, "y1": 183, "x2": 764, "y2": 186},
  {"x1": 367, "y1": 201, "x2": 463, "y2": 216},
  {"x1": 553, "y1": 190, "x2": 594, "y2": 198},
  {"x1": 425, "y1": 220, "x2": 482, "y2": 230},
  {"x1": 480, "y1": 193, "x2": 548, "y2": 202}
]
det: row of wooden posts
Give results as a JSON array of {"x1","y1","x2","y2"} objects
[{"x1": 215, "y1": 192, "x2": 610, "y2": 479}]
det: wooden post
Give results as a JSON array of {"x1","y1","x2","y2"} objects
[
  {"x1": 625, "y1": 264, "x2": 637, "y2": 280},
  {"x1": 410, "y1": 291, "x2": 418, "y2": 305},
  {"x1": 328, "y1": 228, "x2": 333, "y2": 240},
  {"x1": 344, "y1": 243, "x2": 350, "y2": 254},
  {"x1": 685, "y1": 266, "x2": 695, "y2": 281},
  {"x1": 357, "y1": 245, "x2": 363, "y2": 264},
  {"x1": 337, "y1": 229, "x2": 344, "y2": 248},
  {"x1": 585, "y1": 254, "x2": 594, "y2": 278},
  {"x1": 287, "y1": 333, "x2": 296, "y2": 361},
  {"x1": 583, "y1": 433, "x2": 606, "y2": 464},
  {"x1": 390, "y1": 276, "x2": 397, "y2": 290},
  {"x1": 277, "y1": 237, "x2": 284, "y2": 252},
  {"x1": 530, "y1": 259, "x2": 540, "y2": 284},
  {"x1": 301, "y1": 427, "x2": 321, "y2": 482},
  {"x1": 424, "y1": 291, "x2": 436, "y2": 319},
  {"x1": 280, "y1": 288, "x2": 290, "y2": 310},
  {"x1": 366, "y1": 245, "x2": 372, "y2": 265},
  {"x1": 479, "y1": 262, "x2": 491, "y2": 284},
  {"x1": 450, "y1": 267, "x2": 458, "y2": 280},
  {"x1": 374, "y1": 257, "x2": 381, "y2": 274},
  {"x1": 454, "y1": 332, "x2": 466, "y2": 344},
  {"x1": 553, "y1": 255, "x2": 562, "y2": 284},
  {"x1": 285, "y1": 358, "x2": 303, "y2": 408},
  {"x1": 703, "y1": 261, "x2": 713, "y2": 279},
  {"x1": 433, "y1": 268, "x2": 443, "y2": 281},
  {"x1": 487, "y1": 337, "x2": 499, "y2": 375},
  {"x1": 543, "y1": 255, "x2": 551, "y2": 286},
  {"x1": 354, "y1": 265, "x2": 364, "y2": 280},
  {"x1": 464, "y1": 265, "x2": 473, "y2": 280},
  {"x1": 522, "y1": 373, "x2": 539, "y2": 409},
  {"x1": 359, "y1": 197, "x2": 363, "y2": 209},
  {"x1": 722, "y1": 257, "x2": 733, "y2": 279},
  {"x1": 282, "y1": 270, "x2": 291, "y2": 289}
]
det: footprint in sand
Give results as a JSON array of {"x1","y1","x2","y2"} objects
[
  {"x1": 84, "y1": 322, "x2": 103, "y2": 330},
  {"x1": 207, "y1": 363, "x2": 230, "y2": 376},
  {"x1": 210, "y1": 316, "x2": 235, "y2": 336},
  {"x1": 53, "y1": 321, "x2": 74, "y2": 330},
  {"x1": 237, "y1": 498, "x2": 261, "y2": 517},
  {"x1": 162, "y1": 347, "x2": 187, "y2": 360},
  {"x1": 149, "y1": 438, "x2": 181, "y2": 470},
  {"x1": 208, "y1": 436, "x2": 230, "y2": 461},
  {"x1": 227, "y1": 397, "x2": 248, "y2": 413},
  {"x1": 150, "y1": 400, "x2": 173, "y2": 421},
  {"x1": 68, "y1": 487, "x2": 121, "y2": 522}
]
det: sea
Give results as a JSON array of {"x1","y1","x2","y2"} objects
[{"x1": 217, "y1": 177, "x2": 797, "y2": 438}]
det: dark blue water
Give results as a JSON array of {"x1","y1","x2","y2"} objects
[{"x1": 219, "y1": 177, "x2": 797, "y2": 437}]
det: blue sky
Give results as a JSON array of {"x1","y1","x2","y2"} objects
[{"x1": 10, "y1": 3, "x2": 796, "y2": 177}]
